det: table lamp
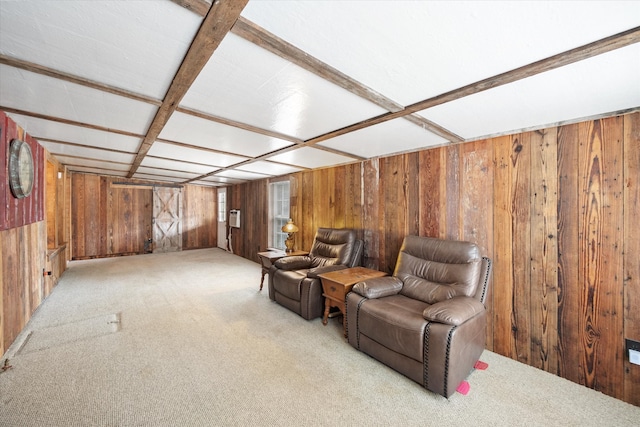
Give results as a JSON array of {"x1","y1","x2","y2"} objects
[{"x1": 282, "y1": 219, "x2": 299, "y2": 252}]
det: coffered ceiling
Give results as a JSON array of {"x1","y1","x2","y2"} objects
[{"x1": 1, "y1": 1, "x2": 638, "y2": 187}]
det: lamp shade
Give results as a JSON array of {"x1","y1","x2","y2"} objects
[{"x1": 281, "y1": 219, "x2": 299, "y2": 234}]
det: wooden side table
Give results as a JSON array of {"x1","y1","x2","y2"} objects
[
  {"x1": 319, "y1": 267, "x2": 387, "y2": 335},
  {"x1": 257, "y1": 249, "x2": 308, "y2": 291}
]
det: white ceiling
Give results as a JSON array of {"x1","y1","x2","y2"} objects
[{"x1": 1, "y1": 1, "x2": 638, "y2": 187}]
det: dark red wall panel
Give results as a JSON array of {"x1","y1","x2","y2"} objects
[{"x1": 1, "y1": 111, "x2": 45, "y2": 231}]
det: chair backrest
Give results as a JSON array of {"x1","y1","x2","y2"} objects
[
  {"x1": 347, "y1": 239, "x2": 364, "y2": 268},
  {"x1": 308, "y1": 228, "x2": 357, "y2": 268},
  {"x1": 475, "y1": 257, "x2": 492, "y2": 306},
  {"x1": 393, "y1": 235, "x2": 484, "y2": 304}
]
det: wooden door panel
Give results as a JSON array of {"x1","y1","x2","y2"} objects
[{"x1": 153, "y1": 187, "x2": 182, "y2": 253}]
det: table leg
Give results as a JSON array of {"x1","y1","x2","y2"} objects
[
  {"x1": 260, "y1": 269, "x2": 267, "y2": 291},
  {"x1": 322, "y1": 298, "x2": 331, "y2": 325}
]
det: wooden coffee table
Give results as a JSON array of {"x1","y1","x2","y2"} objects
[
  {"x1": 319, "y1": 267, "x2": 387, "y2": 335},
  {"x1": 257, "y1": 249, "x2": 308, "y2": 291}
]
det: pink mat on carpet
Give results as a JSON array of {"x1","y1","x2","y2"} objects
[{"x1": 456, "y1": 360, "x2": 489, "y2": 395}]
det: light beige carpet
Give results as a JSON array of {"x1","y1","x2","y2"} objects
[{"x1": 1, "y1": 248, "x2": 638, "y2": 426}]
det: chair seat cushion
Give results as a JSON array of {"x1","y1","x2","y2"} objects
[
  {"x1": 358, "y1": 294, "x2": 430, "y2": 362},
  {"x1": 273, "y1": 270, "x2": 308, "y2": 301}
]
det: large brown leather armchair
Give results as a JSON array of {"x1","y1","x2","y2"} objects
[
  {"x1": 269, "y1": 228, "x2": 363, "y2": 320},
  {"x1": 346, "y1": 235, "x2": 492, "y2": 398}
]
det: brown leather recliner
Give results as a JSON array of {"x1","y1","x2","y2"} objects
[
  {"x1": 269, "y1": 228, "x2": 363, "y2": 320},
  {"x1": 346, "y1": 235, "x2": 492, "y2": 398}
]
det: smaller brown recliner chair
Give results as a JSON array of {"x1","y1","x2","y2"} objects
[
  {"x1": 346, "y1": 235, "x2": 492, "y2": 398},
  {"x1": 269, "y1": 228, "x2": 363, "y2": 320}
]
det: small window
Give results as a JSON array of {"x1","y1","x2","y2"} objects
[
  {"x1": 269, "y1": 181, "x2": 290, "y2": 250},
  {"x1": 218, "y1": 190, "x2": 226, "y2": 222}
]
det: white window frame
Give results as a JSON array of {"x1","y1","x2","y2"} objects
[
  {"x1": 218, "y1": 190, "x2": 226, "y2": 222},
  {"x1": 269, "y1": 180, "x2": 290, "y2": 250}
]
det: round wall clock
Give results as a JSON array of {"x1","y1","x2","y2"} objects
[{"x1": 8, "y1": 138, "x2": 35, "y2": 199}]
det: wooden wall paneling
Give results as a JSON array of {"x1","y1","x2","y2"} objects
[
  {"x1": 5, "y1": 117, "x2": 19, "y2": 228},
  {"x1": 244, "y1": 180, "x2": 267, "y2": 257},
  {"x1": 65, "y1": 171, "x2": 71, "y2": 257},
  {"x1": 182, "y1": 186, "x2": 193, "y2": 249},
  {"x1": 27, "y1": 133, "x2": 45, "y2": 224},
  {"x1": 258, "y1": 180, "x2": 268, "y2": 255},
  {"x1": 0, "y1": 111, "x2": 7, "y2": 230},
  {"x1": 231, "y1": 182, "x2": 243, "y2": 257},
  {"x1": 313, "y1": 168, "x2": 331, "y2": 229},
  {"x1": 346, "y1": 163, "x2": 363, "y2": 235},
  {"x1": 71, "y1": 173, "x2": 85, "y2": 258},
  {"x1": 243, "y1": 182, "x2": 255, "y2": 257},
  {"x1": 288, "y1": 174, "x2": 300, "y2": 243},
  {"x1": 418, "y1": 148, "x2": 443, "y2": 238},
  {"x1": 406, "y1": 152, "x2": 421, "y2": 239},
  {"x1": 557, "y1": 122, "x2": 582, "y2": 384},
  {"x1": 259, "y1": 180, "x2": 269, "y2": 253},
  {"x1": 141, "y1": 186, "x2": 153, "y2": 250},
  {"x1": 0, "y1": 222, "x2": 45, "y2": 355},
  {"x1": 378, "y1": 156, "x2": 392, "y2": 273},
  {"x1": 99, "y1": 177, "x2": 109, "y2": 256},
  {"x1": 115, "y1": 183, "x2": 130, "y2": 253},
  {"x1": 327, "y1": 167, "x2": 337, "y2": 227},
  {"x1": 460, "y1": 139, "x2": 494, "y2": 254},
  {"x1": 578, "y1": 117, "x2": 625, "y2": 397},
  {"x1": 377, "y1": 157, "x2": 393, "y2": 274},
  {"x1": 45, "y1": 160, "x2": 57, "y2": 249},
  {"x1": 121, "y1": 184, "x2": 152, "y2": 254},
  {"x1": 623, "y1": 112, "x2": 640, "y2": 406},
  {"x1": 56, "y1": 164, "x2": 65, "y2": 246},
  {"x1": 1, "y1": 229, "x2": 21, "y2": 353},
  {"x1": 300, "y1": 171, "x2": 315, "y2": 251},
  {"x1": 0, "y1": 230, "x2": 4, "y2": 356},
  {"x1": 460, "y1": 139, "x2": 495, "y2": 350},
  {"x1": 362, "y1": 159, "x2": 380, "y2": 270},
  {"x1": 226, "y1": 180, "x2": 268, "y2": 260},
  {"x1": 226, "y1": 185, "x2": 237, "y2": 253},
  {"x1": 529, "y1": 128, "x2": 559, "y2": 374},
  {"x1": 333, "y1": 166, "x2": 346, "y2": 229},
  {"x1": 227, "y1": 184, "x2": 240, "y2": 259},
  {"x1": 444, "y1": 144, "x2": 462, "y2": 241},
  {"x1": 182, "y1": 185, "x2": 217, "y2": 250},
  {"x1": 24, "y1": 224, "x2": 34, "y2": 313},
  {"x1": 491, "y1": 135, "x2": 515, "y2": 357},
  {"x1": 239, "y1": 182, "x2": 249, "y2": 257},
  {"x1": 511, "y1": 132, "x2": 532, "y2": 365}
]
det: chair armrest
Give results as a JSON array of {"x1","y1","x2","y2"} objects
[
  {"x1": 274, "y1": 256, "x2": 312, "y2": 271},
  {"x1": 352, "y1": 276, "x2": 403, "y2": 299},
  {"x1": 422, "y1": 296, "x2": 485, "y2": 326},
  {"x1": 307, "y1": 264, "x2": 348, "y2": 279}
]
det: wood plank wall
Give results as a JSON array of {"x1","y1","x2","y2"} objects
[
  {"x1": 228, "y1": 112, "x2": 639, "y2": 406},
  {"x1": 1, "y1": 112, "x2": 65, "y2": 357},
  {"x1": 71, "y1": 174, "x2": 218, "y2": 259},
  {"x1": 182, "y1": 184, "x2": 217, "y2": 249},
  {"x1": 227, "y1": 179, "x2": 268, "y2": 261},
  {"x1": 0, "y1": 221, "x2": 46, "y2": 356}
]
